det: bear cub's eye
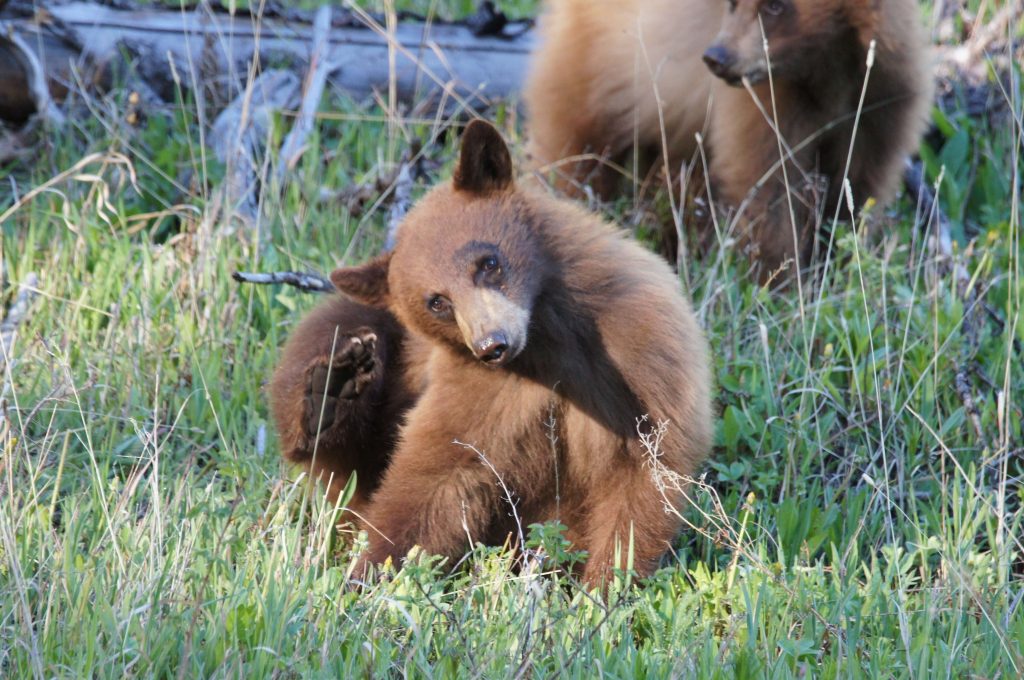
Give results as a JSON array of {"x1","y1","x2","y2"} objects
[
  {"x1": 474, "y1": 254, "x2": 504, "y2": 287},
  {"x1": 479, "y1": 256, "x2": 501, "y2": 274},
  {"x1": 762, "y1": 0, "x2": 786, "y2": 15},
  {"x1": 427, "y1": 295, "x2": 452, "y2": 316}
]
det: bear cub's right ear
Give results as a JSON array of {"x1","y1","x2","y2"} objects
[
  {"x1": 330, "y1": 253, "x2": 391, "y2": 307},
  {"x1": 453, "y1": 120, "x2": 514, "y2": 195}
]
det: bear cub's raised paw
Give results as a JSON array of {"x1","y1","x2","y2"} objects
[{"x1": 303, "y1": 329, "x2": 377, "y2": 437}]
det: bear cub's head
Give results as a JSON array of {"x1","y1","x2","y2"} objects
[
  {"x1": 701, "y1": 0, "x2": 876, "y2": 86},
  {"x1": 331, "y1": 121, "x2": 550, "y2": 368}
]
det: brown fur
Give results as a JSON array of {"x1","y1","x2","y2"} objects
[
  {"x1": 524, "y1": 0, "x2": 933, "y2": 274},
  {"x1": 326, "y1": 121, "x2": 713, "y2": 587}
]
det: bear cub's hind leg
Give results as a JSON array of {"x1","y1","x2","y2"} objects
[
  {"x1": 271, "y1": 298, "x2": 412, "y2": 511},
  {"x1": 304, "y1": 329, "x2": 378, "y2": 438}
]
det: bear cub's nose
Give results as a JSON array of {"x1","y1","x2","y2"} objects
[{"x1": 474, "y1": 333, "x2": 510, "y2": 365}]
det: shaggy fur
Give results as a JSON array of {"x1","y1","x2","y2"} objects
[
  {"x1": 525, "y1": 0, "x2": 933, "y2": 274},
  {"x1": 302, "y1": 121, "x2": 715, "y2": 587}
]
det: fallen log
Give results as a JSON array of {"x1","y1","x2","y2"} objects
[
  {"x1": 0, "y1": 0, "x2": 537, "y2": 124},
  {"x1": 0, "y1": 23, "x2": 72, "y2": 125}
]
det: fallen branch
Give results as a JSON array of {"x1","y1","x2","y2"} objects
[
  {"x1": 0, "y1": 26, "x2": 67, "y2": 125},
  {"x1": 276, "y1": 5, "x2": 335, "y2": 182},
  {"x1": 210, "y1": 69, "x2": 302, "y2": 226},
  {"x1": 231, "y1": 270, "x2": 334, "y2": 293}
]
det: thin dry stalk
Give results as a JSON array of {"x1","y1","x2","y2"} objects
[{"x1": 454, "y1": 439, "x2": 526, "y2": 554}]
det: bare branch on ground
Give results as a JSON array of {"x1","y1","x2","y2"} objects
[
  {"x1": 231, "y1": 270, "x2": 334, "y2": 293},
  {"x1": 276, "y1": 5, "x2": 336, "y2": 183}
]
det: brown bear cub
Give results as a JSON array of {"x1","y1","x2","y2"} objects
[
  {"x1": 270, "y1": 121, "x2": 713, "y2": 586},
  {"x1": 525, "y1": 0, "x2": 933, "y2": 274}
]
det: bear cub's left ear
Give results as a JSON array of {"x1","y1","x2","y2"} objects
[
  {"x1": 330, "y1": 253, "x2": 391, "y2": 307},
  {"x1": 453, "y1": 120, "x2": 514, "y2": 195}
]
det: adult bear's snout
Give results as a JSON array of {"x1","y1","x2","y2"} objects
[{"x1": 702, "y1": 43, "x2": 737, "y2": 81}]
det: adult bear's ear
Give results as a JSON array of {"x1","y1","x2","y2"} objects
[
  {"x1": 330, "y1": 253, "x2": 391, "y2": 307},
  {"x1": 453, "y1": 120, "x2": 514, "y2": 195}
]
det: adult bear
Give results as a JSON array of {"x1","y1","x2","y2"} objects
[
  {"x1": 525, "y1": 0, "x2": 933, "y2": 276},
  {"x1": 271, "y1": 121, "x2": 713, "y2": 586}
]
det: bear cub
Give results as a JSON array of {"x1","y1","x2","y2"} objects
[{"x1": 271, "y1": 121, "x2": 713, "y2": 586}]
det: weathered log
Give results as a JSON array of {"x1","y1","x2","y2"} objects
[
  {"x1": 0, "y1": 1, "x2": 536, "y2": 124},
  {"x1": 0, "y1": 26, "x2": 70, "y2": 125},
  {"x1": 0, "y1": 36, "x2": 34, "y2": 123}
]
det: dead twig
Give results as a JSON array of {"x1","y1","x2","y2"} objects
[
  {"x1": 321, "y1": 138, "x2": 436, "y2": 218},
  {"x1": 981, "y1": 301, "x2": 1022, "y2": 355},
  {"x1": 231, "y1": 270, "x2": 334, "y2": 293},
  {"x1": 956, "y1": 0, "x2": 1024, "y2": 69}
]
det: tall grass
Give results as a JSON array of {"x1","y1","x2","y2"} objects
[{"x1": 1, "y1": 1, "x2": 1021, "y2": 677}]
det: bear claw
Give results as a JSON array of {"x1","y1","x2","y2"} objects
[{"x1": 304, "y1": 330, "x2": 378, "y2": 438}]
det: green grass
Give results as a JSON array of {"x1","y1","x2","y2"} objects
[{"x1": 1, "y1": 1, "x2": 1022, "y2": 677}]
